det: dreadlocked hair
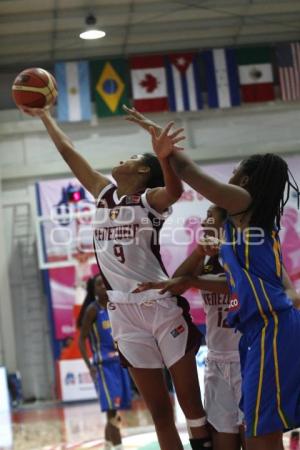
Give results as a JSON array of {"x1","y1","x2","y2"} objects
[
  {"x1": 240, "y1": 153, "x2": 300, "y2": 232},
  {"x1": 142, "y1": 153, "x2": 165, "y2": 188},
  {"x1": 76, "y1": 275, "x2": 99, "y2": 329}
]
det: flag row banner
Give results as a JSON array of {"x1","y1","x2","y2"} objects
[{"x1": 54, "y1": 44, "x2": 300, "y2": 122}]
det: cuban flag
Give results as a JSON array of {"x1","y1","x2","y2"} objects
[
  {"x1": 165, "y1": 53, "x2": 202, "y2": 111},
  {"x1": 55, "y1": 61, "x2": 92, "y2": 122},
  {"x1": 203, "y1": 48, "x2": 240, "y2": 108}
]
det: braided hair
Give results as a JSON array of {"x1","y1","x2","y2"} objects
[
  {"x1": 142, "y1": 153, "x2": 165, "y2": 188},
  {"x1": 240, "y1": 153, "x2": 299, "y2": 232},
  {"x1": 76, "y1": 275, "x2": 99, "y2": 329}
]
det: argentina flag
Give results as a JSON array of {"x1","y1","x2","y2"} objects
[
  {"x1": 203, "y1": 48, "x2": 240, "y2": 108},
  {"x1": 55, "y1": 61, "x2": 92, "y2": 122},
  {"x1": 165, "y1": 53, "x2": 203, "y2": 112}
]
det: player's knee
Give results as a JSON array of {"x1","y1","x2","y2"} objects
[
  {"x1": 149, "y1": 403, "x2": 174, "y2": 428},
  {"x1": 178, "y1": 396, "x2": 205, "y2": 418}
]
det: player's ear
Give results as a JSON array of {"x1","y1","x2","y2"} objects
[
  {"x1": 240, "y1": 175, "x2": 250, "y2": 188},
  {"x1": 138, "y1": 165, "x2": 150, "y2": 175}
]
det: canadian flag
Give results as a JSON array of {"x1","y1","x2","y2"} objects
[{"x1": 130, "y1": 55, "x2": 169, "y2": 112}]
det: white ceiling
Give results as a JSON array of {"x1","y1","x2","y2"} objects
[{"x1": 0, "y1": 0, "x2": 300, "y2": 70}]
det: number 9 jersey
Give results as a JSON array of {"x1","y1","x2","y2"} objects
[{"x1": 93, "y1": 184, "x2": 171, "y2": 295}]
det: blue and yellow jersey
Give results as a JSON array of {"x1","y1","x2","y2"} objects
[
  {"x1": 220, "y1": 220, "x2": 293, "y2": 333},
  {"x1": 88, "y1": 303, "x2": 118, "y2": 365}
]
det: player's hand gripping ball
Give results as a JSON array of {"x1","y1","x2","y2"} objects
[{"x1": 12, "y1": 67, "x2": 57, "y2": 109}]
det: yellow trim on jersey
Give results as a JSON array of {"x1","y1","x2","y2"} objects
[
  {"x1": 243, "y1": 269, "x2": 268, "y2": 436},
  {"x1": 92, "y1": 323, "x2": 113, "y2": 409},
  {"x1": 92, "y1": 323, "x2": 103, "y2": 364},
  {"x1": 245, "y1": 229, "x2": 250, "y2": 270},
  {"x1": 98, "y1": 364, "x2": 113, "y2": 410},
  {"x1": 259, "y1": 280, "x2": 289, "y2": 429},
  {"x1": 272, "y1": 231, "x2": 281, "y2": 278},
  {"x1": 232, "y1": 227, "x2": 236, "y2": 254}
]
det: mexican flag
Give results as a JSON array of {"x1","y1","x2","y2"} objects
[
  {"x1": 90, "y1": 59, "x2": 130, "y2": 117},
  {"x1": 236, "y1": 47, "x2": 275, "y2": 103}
]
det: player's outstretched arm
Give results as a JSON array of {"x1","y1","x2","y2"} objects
[
  {"x1": 134, "y1": 273, "x2": 229, "y2": 295},
  {"x1": 123, "y1": 105, "x2": 162, "y2": 135},
  {"x1": 146, "y1": 123, "x2": 185, "y2": 213},
  {"x1": 123, "y1": 107, "x2": 184, "y2": 212},
  {"x1": 169, "y1": 151, "x2": 251, "y2": 216},
  {"x1": 20, "y1": 107, "x2": 110, "y2": 198}
]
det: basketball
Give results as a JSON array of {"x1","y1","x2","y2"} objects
[{"x1": 12, "y1": 67, "x2": 57, "y2": 109}]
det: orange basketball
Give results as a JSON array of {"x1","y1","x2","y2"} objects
[{"x1": 12, "y1": 67, "x2": 57, "y2": 109}]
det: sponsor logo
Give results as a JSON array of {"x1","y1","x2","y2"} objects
[
  {"x1": 78, "y1": 372, "x2": 93, "y2": 384},
  {"x1": 102, "y1": 320, "x2": 111, "y2": 330},
  {"x1": 114, "y1": 396, "x2": 121, "y2": 408},
  {"x1": 108, "y1": 302, "x2": 116, "y2": 311},
  {"x1": 65, "y1": 372, "x2": 76, "y2": 385},
  {"x1": 110, "y1": 208, "x2": 120, "y2": 220},
  {"x1": 170, "y1": 324, "x2": 185, "y2": 338},
  {"x1": 229, "y1": 294, "x2": 240, "y2": 312},
  {"x1": 126, "y1": 195, "x2": 140, "y2": 204}
]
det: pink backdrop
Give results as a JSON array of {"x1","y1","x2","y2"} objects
[{"x1": 36, "y1": 155, "x2": 300, "y2": 346}]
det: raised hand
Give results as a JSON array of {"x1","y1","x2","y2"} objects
[
  {"x1": 122, "y1": 104, "x2": 162, "y2": 135},
  {"x1": 19, "y1": 105, "x2": 49, "y2": 118},
  {"x1": 150, "y1": 122, "x2": 185, "y2": 159}
]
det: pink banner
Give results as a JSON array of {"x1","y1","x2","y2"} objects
[{"x1": 36, "y1": 155, "x2": 300, "y2": 347}]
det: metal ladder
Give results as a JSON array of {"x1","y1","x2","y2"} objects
[{"x1": 9, "y1": 202, "x2": 54, "y2": 400}]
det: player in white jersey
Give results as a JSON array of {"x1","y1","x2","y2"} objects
[
  {"x1": 20, "y1": 105, "x2": 212, "y2": 450},
  {"x1": 137, "y1": 205, "x2": 245, "y2": 450}
]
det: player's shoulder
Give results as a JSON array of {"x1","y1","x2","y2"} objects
[{"x1": 86, "y1": 302, "x2": 98, "y2": 316}]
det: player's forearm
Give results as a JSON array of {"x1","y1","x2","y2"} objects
[
  {"x1": 78, "y1": 337, "x2": 92, "y2": 369},
  {"x1": 191, "y1": 275, "x2": 230, "y2": 294},
  {"x1": 41, "y1": 111, "x2": 75, "y2": 158},
  {"x1": 159, "y1": 157, "x2": 183, "y2": 200},
  {"x1": 173, "y1": 249, "x2": 205, "y2": 278}
]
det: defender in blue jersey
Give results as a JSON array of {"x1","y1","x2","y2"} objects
[
  {"x1": 78, "y1": 274, "x2": 132, "y2": 450},
  {"x1": 150, "y1": 127, "x2": 300, "y2": 450}
]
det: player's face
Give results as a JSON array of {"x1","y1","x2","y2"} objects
[
  {"x1": 112, "y1": 154, "x2": 146, "y2": 177},
  {"x1": 202, "y1": 206, "x2": 223, "y2": 237},
  {"x1": 94, "y1": 275, "x2": 107, "y2": 298}
]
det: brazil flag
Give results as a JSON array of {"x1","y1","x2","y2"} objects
[{"x1": 91, "y1": 59, "x2": 130, "y2": 117}]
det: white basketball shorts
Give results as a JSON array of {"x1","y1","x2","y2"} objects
[
  {"x1": 107, "y1": 295, "x2": 201, "y2": 369},
  {"x1": 204, "y1": 359, "x2": 243, "y2": 433}
]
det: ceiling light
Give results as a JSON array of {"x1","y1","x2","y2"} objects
[{"x1": 79, "y1": 13, "x2": 106, "y2": 40}]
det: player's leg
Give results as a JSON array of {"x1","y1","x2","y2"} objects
[
  {"x1": 246, "y1": 432, "x2": 283, "y2": 450},
  {"x1": 211, "y1": 429, "x2": 241, "y2": 450},
  {"x1": 105, "y1": 410, "x2": 122, "y2": 447},
  {"x1": 205, "y1": 360, "x2": 243, "y2": 450},
  {"x1": 129, "y1": 367, "x2": 183, "y2": 450},
  {"x1": 169, "y1": 350, "x2": 212, "y2": 449}
]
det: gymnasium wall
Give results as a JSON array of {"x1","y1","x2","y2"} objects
[{"x1": 1, "y1": 100, "x2": 300, "y2": 399}]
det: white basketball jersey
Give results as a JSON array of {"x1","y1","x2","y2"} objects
[
  {"x1": 93, "y1": 184, "x2": 170, "y2": 297},
  {"x1": 202, "y1": 256, "x2": 240, "y2": 362}
]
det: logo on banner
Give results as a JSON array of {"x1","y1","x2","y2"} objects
[
  {"x1": 110, "y1": 209, "x2": 120, "y2": 220},
  {"x1": 54, "y1": 183, "x2": 94, "y2": 226},
  {"x1": 65, "y1": 372, "x2": 76, "y2": 385}
]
